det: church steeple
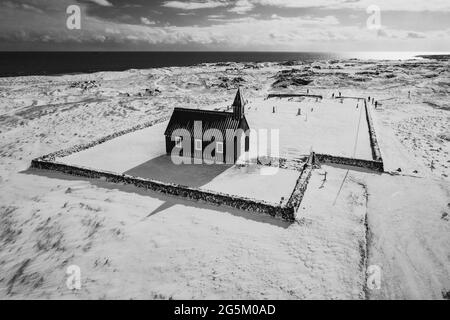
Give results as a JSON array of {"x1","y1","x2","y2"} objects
[{"x1": 232, "y1": 87, "x2": 246, "y2": 119}]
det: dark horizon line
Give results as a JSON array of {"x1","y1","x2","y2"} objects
[{"x1": 0, "y1": 50, "x2": 448, "y2": 53}]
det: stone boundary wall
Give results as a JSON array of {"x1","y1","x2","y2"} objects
[
  {"x1": 266, "y1": 94, "x2": 384, "y2": 171},
  {"x1": 31, "y1": 158, "x2": 301, "y2": 222},
  {"x1": 285, "y1": 163, "x2": 313, "y2": 211},
  {"x1": 363, "y1": 100, "x2": 383, "y2": 162},
  {"x1": 30, "y1": 114, "x2": 315, "y2": 222},
  {"x1": 333, "y1": 96, "x2": 365, "y2": 100},
  {"x1": 254, "y1": 156, "x2": 308, "y2": 172},
  {"x1": 267, "y1": 94, "x2": 323, "y2": 99},
  {"x1": 315, "y1": 153, "x2": 384, "y2": 172},
  {"x1": 38, "y1": 116, "x2": 170, "y2": 162},
  {"x1": 322, "y1": 97, "x2": 384, "y2": 171}
]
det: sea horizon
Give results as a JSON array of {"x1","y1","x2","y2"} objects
[{"x1": 0, "y1": 51, "x2": 448, "y2": 78}]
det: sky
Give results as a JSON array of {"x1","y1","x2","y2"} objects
[{"x1": 0, "y1": 0, "x2": 449, "y2": 51}]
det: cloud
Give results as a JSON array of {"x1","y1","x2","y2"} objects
[
  {"x1": 255, "y1": 0, "x2": 450, "y2": 12},
  {"x1": 0, "y1": 0, "x2": 449, "y2": 51},
  {"x1": 105, "y1": 27, "x2": 121, "y2": 34},
  {"x1": 87, "y1": 0, "x2": 113, "y2": 6},
  {"x1": 157, "y1": 15, "x2": 346, "y2": 47},
  {"x1": 228, "y1": 0, "x2": 254, "y2": 14},
  {"x1": 162, "y1": 1, "x2": 228, "y2": 10},
  {"x1": 2, "y1": 1, "x2": 45, "y2": 13},
  {"x1": 141, "y1": 17, "x2": 157, "y2": 25},
  {"x1": 21, "y1": 3, "x2": 45, "y2": 14},
  {"x1": 208, "y1": 14, "x2": 226, "y2": 18},
  {"x1": 377, "y1": 29, "x2": 388, "y2": 37},
  {"x1": 407, "y1": 31, "x2": 426, "y2": 38}
]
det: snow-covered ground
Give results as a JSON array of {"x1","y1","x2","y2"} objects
[
  {"x1": 0, "y1": 163, "x2": 367, "y2": 299},
  {"x1": 59, "y1": 121, "x2": 168, "y2": 173},
  {"x1": 0, "y1": 57, "x2": 449, "y2": 299},
  {"x1": 246, "y1": 97, "x2": 372, "y2": 159},
  {"x1": 201, "y1": 165, "x2": 299, "y2": 204},
  {"x1": 57, "y1": 120, "x2": 299, "y2": 204}
]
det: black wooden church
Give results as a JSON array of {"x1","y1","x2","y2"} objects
[{"x1": 164, "y1": 88, "x2": 250, "y2": 163}]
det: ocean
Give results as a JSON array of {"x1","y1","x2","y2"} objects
[{"x1": 0, "y1": 51, "x2": 438, "y2": 77}]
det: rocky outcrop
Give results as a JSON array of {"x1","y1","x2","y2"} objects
[{"x1": 272, "y1": 69, "x2": 313, "y2": 88}]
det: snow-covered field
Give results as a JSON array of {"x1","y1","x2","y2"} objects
[
  {"x1": 57, "y1": 119, "x2": 299, "y2": 204},
  {"x1": 246, "y1": 97, "x2": 372, "y2": 159},
  {"x1": 59, "y1": 121, "x2": 168, "y2": 173},
  {"x1": 0, "y1": 57, "x2": 449, "y2": 299},
  {"x1": 201, "y1": 165, "x2": 299, "y2": 204}
]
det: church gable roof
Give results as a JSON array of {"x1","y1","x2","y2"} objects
[{"x1": 164, "y1": 107, "x2": 248, "y2": 141}]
